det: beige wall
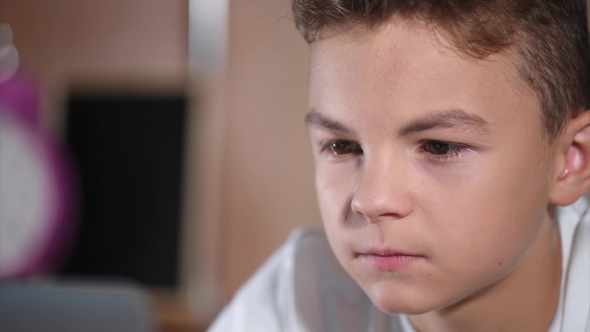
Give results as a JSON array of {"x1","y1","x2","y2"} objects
[{"x1": 220, "y1": 0, "x2": 321, "y2": 295}]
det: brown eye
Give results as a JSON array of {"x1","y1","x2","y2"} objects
[
  {"x1": 425, "y1": 141, "x2": 450, "y2": 155},
  {"x1": 330, "y1": 141, "x2": 355, "y2": 155}
]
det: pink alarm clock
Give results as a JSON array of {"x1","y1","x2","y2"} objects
[{"x1": 0, "y1": 23, "x2": 77, "y2": 279}]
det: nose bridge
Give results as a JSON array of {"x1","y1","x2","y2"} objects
[{"x1": 351, "y1": 150, "x2": 412, "y2": 221}]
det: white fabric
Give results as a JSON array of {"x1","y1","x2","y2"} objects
[
  {"x1": 548, "y1": 197, "x2": 590, "y2": 332},
  {"x1": 209, "y1": 197, "x2": 589, "y2": 332}
]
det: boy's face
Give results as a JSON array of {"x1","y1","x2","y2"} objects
[{"x1": 307, "y1": 21, "x2": 556, "y2": 314}]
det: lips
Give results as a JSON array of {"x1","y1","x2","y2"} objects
[{"x1": 357, "y1": 248, "x2": 425, "y2": 270}]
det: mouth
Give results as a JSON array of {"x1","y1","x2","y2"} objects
[{"x1": 356, "y1": 249, "x2": 425, "y2": 270}]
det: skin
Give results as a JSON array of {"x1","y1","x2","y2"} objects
[{"x1": 306, "y1": 20, "x2": 590, "y2": 332}]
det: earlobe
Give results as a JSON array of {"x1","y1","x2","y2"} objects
[{"x1": 550, "y1": 111, "x2": 590, "y2": 206}]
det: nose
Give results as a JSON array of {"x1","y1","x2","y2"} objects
[{"x1": 350, "y1": 157, "x2": 413, "y2": 223}]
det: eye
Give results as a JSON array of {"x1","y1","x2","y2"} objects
[
  {"x1": 421, "y1": 140, "x2": 470, "y2": 160},
  {"x1": 424, "y1": 141, "x2": 450, "y2": 155},
  {"x1": 322, "y1": 140, "x2": 363, "y2": 156}
]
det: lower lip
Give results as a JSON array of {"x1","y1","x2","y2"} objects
[{"x1": 359, "y1": 254, "x2": 423, "y2": 270}]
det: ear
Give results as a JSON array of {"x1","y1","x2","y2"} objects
[{"x1": 550, "y1": 110, "x2": 590, "y2": 206}]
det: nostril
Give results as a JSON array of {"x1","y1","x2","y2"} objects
[
  {"x1": 351, "y1": 195, "x2": 414, "y2": 223},
  {"x1": 350, "y1": 167, "x2": 414, "y2": 222}
]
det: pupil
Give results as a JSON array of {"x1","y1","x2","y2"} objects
[{"x1": 429, "y1": 141, "x2": 449, "y2": 155}]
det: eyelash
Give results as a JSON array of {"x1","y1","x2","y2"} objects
[
  {"x1": 320, "y1": 140, "x2": 471, "y2": 161},
  {"x1": 418, "y1": 140, "x2": 471, "y2": 161}
]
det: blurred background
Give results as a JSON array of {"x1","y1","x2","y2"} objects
[
  {"x1": 0, "y1": 0, "x2": 321, "y2": 331},
  {"x1": 1, "y1": 1, "x2": 589, "y2": 332}
]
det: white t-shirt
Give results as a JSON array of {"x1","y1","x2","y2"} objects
[{"x1": 209, "y1": 197, "x2": 589, "y2": 332}]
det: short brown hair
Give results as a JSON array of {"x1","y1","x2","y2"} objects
[{"x1": 292, "y1": 0, "x2": 590, "y2": 140}]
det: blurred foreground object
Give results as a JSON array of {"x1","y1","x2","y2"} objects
[
  {"x1": 0, "y1": 281, "x2": 159, "y2": 332},
  {"x1": 0, "y1": 23, "x2": 77, "y2": 280},
  {"x1": 0, "y1": 23, "x2": 19, "y2": 85}
]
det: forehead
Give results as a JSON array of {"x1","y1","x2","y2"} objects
[{"x1": 308, "y1": 21, "x2": 540, "y2": 135}]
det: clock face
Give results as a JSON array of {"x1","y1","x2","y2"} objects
[{"x1": 0, "y1": 110, "x2": 64, "y2": 278}]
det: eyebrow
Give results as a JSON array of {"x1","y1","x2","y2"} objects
[
  {"x1": 305, "y1": 110, "x2": 354, "y2": 135},
  {"x1": 305, "y1": 108, "x2": 490, "y2": 137},
  {"x1": 397, "y1": 109, "x2": 490, "y2": 137}
]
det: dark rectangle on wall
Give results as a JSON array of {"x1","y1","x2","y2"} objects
[{"x1": 62, "y1": 94, "x2": 187, "y2": 288}]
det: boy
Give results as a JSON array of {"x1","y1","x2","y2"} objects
[{"x1": 209, "y1": 0, "x2": 590, "y2": 331}]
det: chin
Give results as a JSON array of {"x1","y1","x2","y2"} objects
[{"x1": 363, "y1": 281, "x2": 445, "y2": 315}]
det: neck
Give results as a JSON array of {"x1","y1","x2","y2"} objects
[{"x1": 409, "y1": 212, "x2": 563, "y2": 332}]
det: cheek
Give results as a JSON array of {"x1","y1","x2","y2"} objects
[
  {"x1": 315, "y1": 163, "x2": 355, "y2": 219},
  {"x1": 423, "y1": 144, "x2": 550, "y2": 283},
  {"x1": 315, "y1": 163, "x2": 357, "y2": 259}
]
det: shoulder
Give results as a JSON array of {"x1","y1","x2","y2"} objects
[
  {"x1": 558, "y1": 195, "x2": 589, "y2": 232},
  {"x1": 208, "y1": 226, "x2": 405, "y2": 332},
  {"x1": 206, "y1": 226, "x2": 330, "y2": 332},
  {"x1": 556, "y1": 196, "x2": 590, "y2": 332}
]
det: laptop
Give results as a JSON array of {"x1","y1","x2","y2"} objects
[{"x1": 0, "y1": 281, "x2": 160, "y2": 332}]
